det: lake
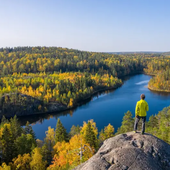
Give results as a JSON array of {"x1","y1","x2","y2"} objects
[{"x1": 22, "y1": 74, "x2": 170, "y2": 140}]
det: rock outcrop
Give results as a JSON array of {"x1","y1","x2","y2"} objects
[{"x1": 74, "y1": 132, "x2": 170, "y2": 170}]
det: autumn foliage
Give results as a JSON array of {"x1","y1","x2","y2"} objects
[{"x1": 0, "y1": 116, "x2": 115, "y2": 170}]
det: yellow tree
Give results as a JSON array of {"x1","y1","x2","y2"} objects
[
  {"x1": 99, "y1": 123, "x2": 114, "y2": 143},
  {"x1": 45, "y1": 127, "x2": 55, "y2": 152},
  {"x1": 104, "y1": 123, "x2": 114, "y2": 139},
  {"x1": 12, "y1": 153, "x2": 32, "y2": 170},
  {"x1": 80, "y1": 120, "x2": 98, "y2": 150},
  {"x1": 80, "y1": 119, "x2": 98, "y2": 137},
  {"x1": 49, "y1": 134, "x2": 94, "y2": 170},
  {"x1": 50, "y1": 141, "x2": 70, "y2": 169},
  {"x1": 30, "y1": 148, "x2": 46, "y2": 170},
  {"x1": 69, "y1": 134, "x2": 93, "y2": 165},
  {"x1": 68, "y1": 98, "x2": 74, "y2": 107},
  {"x1": 43, "y1": 126, "x2": 55, "y2": 163},
  {"x1": 0, "y1": 163, "x2": 11, "y2": 170}
]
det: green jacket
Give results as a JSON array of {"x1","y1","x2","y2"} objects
[{"x1": 135, "y1": 99, "x2": 149, "y2": 117}]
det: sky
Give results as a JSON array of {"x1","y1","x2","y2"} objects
[{"x1": 0, "y1": 0, "x2": 170, "y2": 52}]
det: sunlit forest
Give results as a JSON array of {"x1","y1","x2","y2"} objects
[
  {"x1": 0, "y1": 47, "x2": 170, "y2": 169},
  {"x1": 0, "y1": 47, "x2": 170, "y2": 118},
  {"x1": 148, "y1": 69, "x2": 170, "y2": 91}
]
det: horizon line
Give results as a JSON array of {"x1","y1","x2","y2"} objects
[{"x1": 0, "y1": 46, "x2": 169, "y2": 53}]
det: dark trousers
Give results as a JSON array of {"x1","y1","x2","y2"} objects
[{"x1": 134, "y1": 116, "x2": 146, "y2": 133}]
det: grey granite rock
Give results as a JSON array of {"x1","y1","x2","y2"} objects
[{"x1": 74, "y1": 132, "x2": 170, "y2": 170}]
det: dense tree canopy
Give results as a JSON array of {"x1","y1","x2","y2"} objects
[
  {"x1": 0, "y1": 47, "x2": 170, "y2": 169},
  {"x1": 148, "y1": 69, "x2": 170, "y2": 92},
  {"x1": 0, "y1": 47, "x2": 145, "y2": 77},
  {"x1": 0, "y1": 46, "x2": 170, "y2": 118}
]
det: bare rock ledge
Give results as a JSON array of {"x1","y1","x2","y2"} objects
[{"x1": 74, "y1": 132, "x2": 170, "y2": 170}]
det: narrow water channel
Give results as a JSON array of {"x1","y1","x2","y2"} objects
[{"x1": 20, "y1": 74, "x2": 170, "y2": 140}]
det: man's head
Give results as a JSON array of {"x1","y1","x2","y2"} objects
[{"x1": 140, "y1": 94, "x2": 145, "y2": 100}]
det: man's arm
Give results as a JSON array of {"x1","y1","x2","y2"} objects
[
  {"x1": 146, "y1": 102, "x2": 149, "y2": 111},
  {"x1": 135, "y1": 102, "x2": 139, "y2": 117}
]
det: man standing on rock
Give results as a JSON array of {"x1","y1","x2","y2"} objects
[{"x1": 134, "y1": 94, "x2": 149, "y2": 134}]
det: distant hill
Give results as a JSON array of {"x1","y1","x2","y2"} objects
[
  {"x1": 162, "y1": 52, "x2": 170, "y2": 56},
  {"x1": 107, "y1": 51, "x2": 163, "y2": 55}
]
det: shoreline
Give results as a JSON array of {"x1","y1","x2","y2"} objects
[
  {"x1": 0, "y1": 71, "x2": 147, "y2": 120},
  {"x1": 148, "y1": 84, "x2": 170, "y2": 93},
  {"x1": 143, "y1": 71, "x2": 157, "y2": 76},
  {"x1": 0, "y1": 84, "x2": 122, "y2": 119},
  {"x1": 144, "y1": 72, "x2": 170, "y2": 93}
]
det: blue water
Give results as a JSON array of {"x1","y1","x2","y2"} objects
[{"x1": 27, "y1": 74, "x2": 170, "y2": 140}]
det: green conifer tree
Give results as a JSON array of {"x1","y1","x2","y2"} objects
[
  {"x1": 1, "y1": 116, "x2": 9, "y2": 125},
  {"x1": 10, "y1": 115, "x2": 22, "y2": 139},
  {"x1": 84, "y1": 122, "x2": 98, "y2": 149},
  {"x1": 147, "y1": 115, "x2": 158, "y2": 129},
  {"x1": 1, "y1": 125, "x2": 14, "y2": 163},
  {"x1": 69, "y1": 125, "x2": 80, "y2": 138},
  {"x1": 15, "y1": 133, "x2": 36, "y2": 155},
  {"x1": 55, "y1": 118, "x2": 68, "y2": 143},
  {"x1": 116, "y1": 111, "x2": 134, "y2": 134}
]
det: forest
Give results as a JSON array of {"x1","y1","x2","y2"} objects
[
  {"x1": 0, "y1": 47, "x2": 142, "y2": 117},
  {"x1": 144, "y1": 55, "x2": 170, "y2": 92},
  {"x1": 0, "y1": 47, "x2": 170, "y2": 169},
  {"x1": 0, "y1": 47, "x2": 170, "y2": 118},
  {"x1": 0, "y1": 106, "x2": 170, "y2": 170},
  {"x1": 0, "y1": 47, "x2": 145, "y2": 76},
  {"x1": 0, "y1": 115, "x2": 115, "y2": 170},
  {"x1": 148, "y1": 69, "x2": 170, "y2": 92},
  {"x1": 0, "y1": 72, "x2": 121, "y2": 117}
]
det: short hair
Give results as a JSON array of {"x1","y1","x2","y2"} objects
[{"x1": 141, "y1": 94, "x2": 145, "y2": 100}]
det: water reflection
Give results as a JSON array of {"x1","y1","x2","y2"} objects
[
  {"x1": 150, "y1": 90, "x2": 170, "y2": 98},
  {"x1": 19, "y1": 89, "x2": 115, "y2": 126},
  {"x1": 17, "y1": 74, "x2": 170, "y2": 140},
  {"x1": 19, "y1": 109, "x2": 74, "y2": 126},
  {"x1": 19, "y1": 75, "x2": 170, "y2": 127}
]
